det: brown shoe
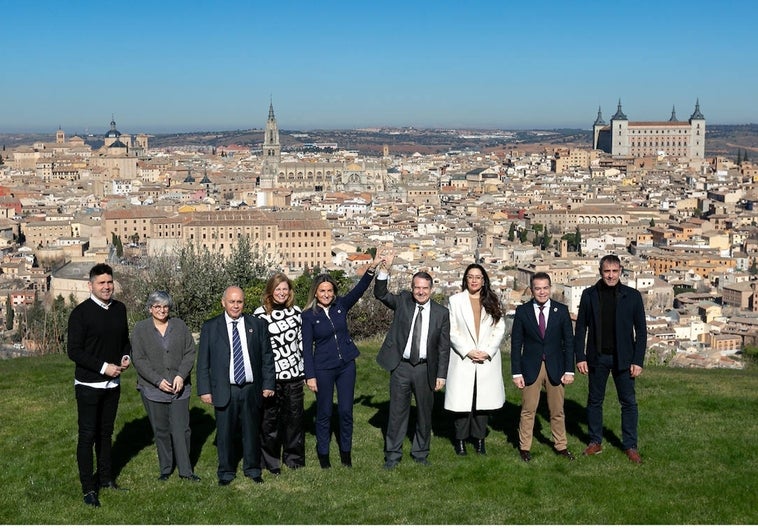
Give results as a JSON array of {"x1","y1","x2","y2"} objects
[
  {"x1": 624, "y1": 448, "x2": 642, "y2": 464},
  {"x1": 583, "y1": 443, "x2": 603, "y2": 456},
  {"x1": 555, "y1": 448, "x2": 576, "y2": 461}
]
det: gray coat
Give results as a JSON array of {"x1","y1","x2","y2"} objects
[{"x1": 131, "y1": 317, "x2": 196, "y2": 399}]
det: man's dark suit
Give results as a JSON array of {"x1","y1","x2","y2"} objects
[
  {"x1": 375, "y1": 277, "x2": 450, "y2": 465},
  {"x1": 511, "y1": 299, "x2": 574, "y2": 386},
  {"x1": 197, "y1": 313, "x2": 275, "y2": 481}
]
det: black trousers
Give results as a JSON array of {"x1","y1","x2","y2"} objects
[
  {"x1": 215, "y1": 383, "x2": 262, "y2": 481},
  {"x1": 260, "y1": 379, "x2": 305, "y2": 470},
  {"x1": 75, "y1": 385, "x2": 120, "y2": 493}
]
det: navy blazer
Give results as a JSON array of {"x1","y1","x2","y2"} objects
[
  {"x1": 574, "y1": 281, "x2": 647, "y2": 369},
  {"x1": 196, "y1": 313, "x2": 275, "y2": 408},
  {"x1": 374, "y1": 277, "x2": 451, "y2": 390},
  {"x1": 302, "y1": 270, "x2": 374, "y2": 378},
  {"x1": 510, "y1": 299, "x2": 574, "y2": 386}
]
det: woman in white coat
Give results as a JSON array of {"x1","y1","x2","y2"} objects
[{"x1": 445, "y1": 263, "x2": 505, "y2": 456}]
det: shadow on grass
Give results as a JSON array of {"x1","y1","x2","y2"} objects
[{"x1": 112, "y1": 405, "x2": 216, "y2": 479}]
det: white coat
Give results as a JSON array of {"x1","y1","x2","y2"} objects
[{"x1": 444, "y1": 290, "x2": 506, "y2": 412}]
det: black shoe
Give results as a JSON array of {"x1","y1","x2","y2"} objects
[
  {"x1": 340, "y1": 451, "x2": 352, "y2": 467},
  {"x1": 218, "y1": 478, "x2": 233, "y2": 486},
  {"x1": 83, "y1": 490, "x2": 100, "y2": 508},
  {"x1": 158, "y1": 474, "x2": 171, "y2": 481},
  {"x1": 555, "y1": 448, "x2": 575, "y2": 461},
  {"x1": 250, "y1": 476, "x2": 263, "y2": 484},
  {"x1": 412, "y1": 457, "x2": 430, "y2": 466},
  {"x1": 475, "y1": 439, "x2": 486, "y2": 455},
  {"x1": 383, "y1": 460, "x2": 399, "y2": 471},
  {"x1": 519, "y1": 449, "x2": 532, "y2": 462},
  {"x1": 454, "y1": 439, "x2": 467, "y2": 456},
  {"x1": 317, "y1": 453, "x2": 331, "y2": 469},
  {"x1": 180, "y1": 474, "x2": 201, "y2": 481},
  {"x1": 100, "y1": 481, "x2": 127, "y2": 491},
  {"x1": 270, "y1": 468, "x2": 281, "y2": 476}
]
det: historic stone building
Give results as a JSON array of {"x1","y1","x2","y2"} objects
[
  {"x1": 593, "y1": 100, "x2": 705, "y2": 159},
  {"x1": 258, "y1": 102, "x2": 387, "y2": 193}
]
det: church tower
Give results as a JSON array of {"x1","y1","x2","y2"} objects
[
  {"x1": 688, "y1": 99, "x2": 705, "y2": 159},
  {"x1": 260, "y1": 101, "x2": 281, "y2": 188}
]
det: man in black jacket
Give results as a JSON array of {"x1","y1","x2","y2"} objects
[
  {"x1": 575, "y1": 254, "x2": 647, "y2": 464},
  {"x1": 67, "y1": 263, "x2": 131, "y2": 507}
]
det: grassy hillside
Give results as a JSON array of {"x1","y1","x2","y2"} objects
[{"x1": 0, "y1": 343, "x2": 755, "y2": 524}]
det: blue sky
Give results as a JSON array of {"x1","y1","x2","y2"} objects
[{"x1": 1, "y1": 0, "x2": 755, "y2": 133}]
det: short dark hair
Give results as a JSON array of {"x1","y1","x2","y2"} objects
[
  {"x1": 530, "y1": 271, "x2": 551, "y2": 287},
  {"x1": 89, "y1": 263, "x2": 113, "y2": 281},
  {"x1": 412, "y1": 271, "x2": 433, "y2": 286},
  {"x1": 599, "y1": 254, "x2": 622, "y2": 270}
]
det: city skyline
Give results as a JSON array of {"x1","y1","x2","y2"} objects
[{"x1": 2, "y1": 0, "x2": 756, "y2": 134}]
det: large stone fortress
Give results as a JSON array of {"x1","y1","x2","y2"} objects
[
  {"x1": 258, "y1": 102, "x2": 387, "y2": 192},
  {"x1": 593, "y1": 100, "x2": 705, "y2": 159}
]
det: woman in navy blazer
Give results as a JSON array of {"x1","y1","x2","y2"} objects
[{"x1": 302, "y1": 254, "x2": 384, "y2": 469}]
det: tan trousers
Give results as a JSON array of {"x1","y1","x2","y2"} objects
[{"x1": 518, "y1": 361, "x2": 567, "y2": 451}]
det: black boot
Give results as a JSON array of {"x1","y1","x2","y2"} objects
[
  {"x1": 317, "y1": 453, "x2": 331, "y2": 469},
  {"x1": 340, "y1": 451, "x2": 352, "y2": 467},
  {"x1": 475, "y1": 439, "x2": 486, "y2": 455},
  {"x1": 455, "y1": 439, "x2": 467, "y2": 456}
]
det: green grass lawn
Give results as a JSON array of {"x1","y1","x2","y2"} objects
[{"x1": 1, "y1": 343, "x2": 756, "y2": 525}]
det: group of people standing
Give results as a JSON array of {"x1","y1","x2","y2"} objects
[{"x1": 68, "y1": 251, "x2": 646, "y2": 507}]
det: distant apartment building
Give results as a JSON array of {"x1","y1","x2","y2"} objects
[{"x1": 593, "y1": 100, "x2": 705, "y2": 159}]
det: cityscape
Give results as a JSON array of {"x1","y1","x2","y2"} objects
[{"x1": 1, "y1": 99, "x2": 758, "y2": 371}]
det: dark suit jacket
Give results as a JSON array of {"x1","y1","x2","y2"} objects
[
  {"x1": 196, "y1": 313, "x2": 275, "y2": 408},
  {"x1": 510, "y1": 298, "x2": 574, "y2": 386},
  {"x1": 374, "y1": 277, "x2": 450, "y2": 390},
  {"x1": 574, "y1": 281, "x2": 647, "y2": 370}
]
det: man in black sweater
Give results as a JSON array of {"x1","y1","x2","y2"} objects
[{"x1": 67, "y1": 263, "x2": 131, "y2": 507}]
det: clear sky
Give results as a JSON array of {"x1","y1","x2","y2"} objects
[{"x1": 1, "y1": 0, "x2": 756, "y2": 134}]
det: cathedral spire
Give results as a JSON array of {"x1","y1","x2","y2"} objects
[
  {"x1": 669, "y1": 105, "x2": 678, "y2": 122},
  {"x1": 268, "y1": 98, "x2": 275, "y2": 121}
]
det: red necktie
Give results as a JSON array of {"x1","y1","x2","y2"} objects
[{"x1": 538, "y1": 305, "x2": 546, "y2": 339}]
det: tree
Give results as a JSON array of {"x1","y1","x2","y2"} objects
[
  {"x1": 225, "y1": 235, "x2": 274, "y2": 289},
  {"x1": 519, "y1": 230, "x2": 528, "y2": 243},
  {"x1": 507, "y1": 222, "x2": 516, "y2": 242},
  {"x1": 737, "y1": 150, "x2": 743, "y2": 165},
  {"x1": 649, "y1": 218, "x2": 655, "y2": 227},
  {"x1": 750, "y1": 258, "x2": 758, "y2": 276},
  {"x1": 5, "y1": 296, "x2": 14, "y2": 331},
  {"x1": 745, "y1": 149, "x2": 750, "y2": 163},
  {"x1": 542, "y1": 225, "x2": 551, "y2": 250},
  {"x1": 575, "y1": 227, "x2": 582, "y2": 256},
  {"x1": 111, "y1": 233, "x2": 123, "y2": 257}
]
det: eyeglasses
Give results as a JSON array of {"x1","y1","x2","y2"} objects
[
  {"x1": 151, "y1": 305, "x2": 170, "y2": 311},
  {"x1": 466, "y1": 275, "x2": 484, "y2": 281}
]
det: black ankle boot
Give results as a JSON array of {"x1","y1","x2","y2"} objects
[
  {"x1": 455, "y1": 439, "x2": 467, "y2": 456},
  {"x1": 339, "y1": 451, "x2": 352, "y2": 467},
  {"x1": 475, "y1": 438, "x2": 486, "y2": 455},
  {"x1": 317, "y1": 453, "x2": 331, "y2": 469}
]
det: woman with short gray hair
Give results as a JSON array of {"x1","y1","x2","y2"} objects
[{"x1": 131, "y1": 290, "x2": 199, "y2": 481}]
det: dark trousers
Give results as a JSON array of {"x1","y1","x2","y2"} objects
[
  {"x1": 453, "y1": 373, "x2": 488, "y2": 440},
  {"x1": 75, "y1": 385, "x2": 120, "y2": 493},
  {"x1": 314, "y1": 360, "x2": 356, "y2": 455},
  {"x1": 385, "y1": 361, "x2": 434, "y2": 464},
  {"x1": 141, "y1": 393, "x2": 193, "y2": 477},
  {"x1": 261, "y1": 379, "x2": 305, "y2": 470},
  {"x1": 215, "y1": 383, "x2": 262, "y2": 481},
  {"x1": 587, "y1": 353, "x2": 639, "y2": 450}
]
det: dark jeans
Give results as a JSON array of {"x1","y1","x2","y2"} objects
[
  {"x1": 314, "y1": 360, "x2": 356, "y2": 455},
  {"x1": 587, "y1": 353, "x2": 638, "y2": 450},
  {"x1": 75, "y1": 385, "x2": 121, "y2": 493},
  {"x1": 261, "y1": 379, "x2": 305, "y2": 470}
]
